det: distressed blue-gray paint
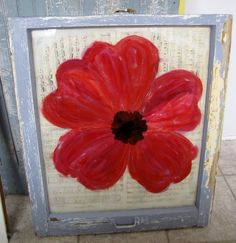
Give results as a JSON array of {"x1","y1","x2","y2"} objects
[
  {"x1": 195, "y1": 15, "x2": 233, "y2": 228},
  {"x1": 0, "y1": 0, "x2": 31, "y2": 194},
  {"x1": 16, "y1": 0, "x2": 47, "y2": 17},
  {"x1": 0, "y1": 0, "x2": 179, "y2": 194},
  {"x1": 195, "y1": 22, "x2": 216, "y2": 227},
  {"x1": 46, "y1": 0, "x2": 179, "y2": 16},
  {"x1": 8, "y1": 14, "x2": 231, "y2": 236},
  {"x1": 0, "y1": 78, "x2": 25, "y2": 193}
]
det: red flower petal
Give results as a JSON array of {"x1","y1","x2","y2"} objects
[
  {"x1": 55, "y1": 59, "x2": 116, "y2": 110},
  {"x1": 115, "y1": 36, "x2": 159, "y2": 110},
  {"x1": 53, "y1": 129, "x2": 128, "y2": 190},
  {"x1": 83, "y1": 42, "x2": 130, "y2": 110},
  {"x1": 42, "y1": 59, "x2": 114, "y2": 129},
  {"x1": 145, "y1": 93, "x2": 201, "y2": 132},
  {"x1": 42, "y1": 90, "x2": 112, "y2": 130},
  {"x1": 83, "y1": 36, "x2": 159, "y2": 110},
  {"x1": 128, "y1": 131, "x2": 198, "y2": 193},
  {"x1": 142, "y1": 70, "x2": 203, "y2": 132}
]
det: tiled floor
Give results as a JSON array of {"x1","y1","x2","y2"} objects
[{"x1": 5, "y1": 140, "x2": 236, "y2": 243}]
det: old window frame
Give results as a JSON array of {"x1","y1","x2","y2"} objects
[{"x1": 8, "y1": 14, "x2": 232, "y2": 236}]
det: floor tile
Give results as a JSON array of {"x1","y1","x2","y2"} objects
[
  {"x1": 5, "y1": 195, "x2": 31, "y2": 233},
  {"x1": 219, "y1": 140, "x2": 236, "y2": 175},
  {"x1": 10, "y1": 234, "x2": 78, "y2": 243},
  {"x1": 225, "y1": 175, "x2": 236, "y2": 199},
  {"x1": 203, "y1": 241, "x2": 236, "y2": 243},
  {"x1": 79, "y1": 231, "x2": 168, "y2": 243},
  {"x1": 6, "y1": 195, "x2": 77, "y2": 243},
  {"x1": 216, "y1": 165, "x2": 222, "y2": 176},
  {"x1": 167, "y1": 176, "x2": 236, "y2": 243}
]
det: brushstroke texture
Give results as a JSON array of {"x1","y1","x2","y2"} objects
[{"x1": 42, "y1": 35, "x2": 202, "y2": 193}]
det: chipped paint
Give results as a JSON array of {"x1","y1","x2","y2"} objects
[
  {"x1": 200, "y1": 17, "x2": 232, "y2": 226},
  {"x1": 205, "y1": 17, "x2": 232, "y2": 189},
  {"x1": 205, "y1": 63, "x2": 225, "y2": 181}
]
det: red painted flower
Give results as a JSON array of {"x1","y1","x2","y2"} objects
[{"x1": 42, "y1": 35, "x2": 202, "y2": 193}]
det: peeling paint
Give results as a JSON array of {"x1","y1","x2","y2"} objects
[
  {"x1": 201, "y1": 17, "x2": 232, "y2": 227},
  {"x1": 205, "y1": 63, "x2": 224, "y2": 182}
]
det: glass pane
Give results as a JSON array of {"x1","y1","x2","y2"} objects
[{"x1": 31, "y1": 26, "x2": 211, "y2": 213}]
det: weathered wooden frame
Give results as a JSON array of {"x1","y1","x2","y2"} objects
[{"x1": 8, "y1": 15, "x2": 232, "y2": 236}]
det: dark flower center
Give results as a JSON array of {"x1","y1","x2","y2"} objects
[{"x1": 111, "y1": 111, "x2": 148, "y2": 145}]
